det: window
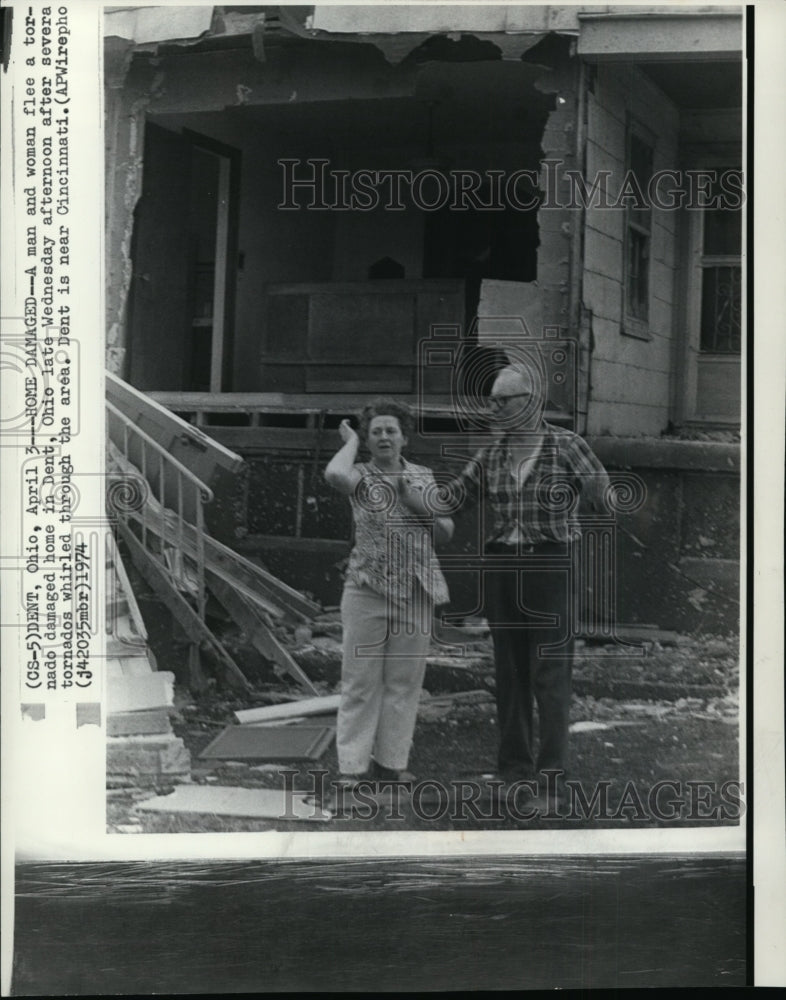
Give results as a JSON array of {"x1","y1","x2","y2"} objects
[
  {"x1": 677, "y1": 162, "x2": 743, "y2": 424},
  {"x1": 699, "y1": 178, "x2": 742, "y2": 354},
  {"x1": 622, "y1": 123, "x2": 655, "y2": 338}
]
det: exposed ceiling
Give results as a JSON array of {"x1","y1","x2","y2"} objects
[
  {"x1": 639, "y1": 61, "x2": 742, "y2": 110},
  {"x1": 227, "y1": 60, "x2": 552, "y2": 147}
]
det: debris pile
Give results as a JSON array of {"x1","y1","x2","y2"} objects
[{"x1": 106, "y1": 536, "x2": 190, "y2": 787}]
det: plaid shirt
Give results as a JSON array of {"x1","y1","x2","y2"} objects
[{"x1": 451, "y1": 422, "x2": 609, "y2": 545}]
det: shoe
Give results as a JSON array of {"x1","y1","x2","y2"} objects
[
  {"x1": 372, "y1": 762, "x2": 416, "y2": 783},
  {"x1": 334, "y1": 774, "x2": 365, "y2": 790},
  {"x1": 322, "y1": 774, "x2": 370, "y2": 814}
]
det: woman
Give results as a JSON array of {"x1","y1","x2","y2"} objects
[{"x1": 324, "y1": 398, "x2": 453, "y2": 789}]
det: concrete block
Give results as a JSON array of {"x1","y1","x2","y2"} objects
[
  {"x1": 107, "y1": 708, "x2": 173, "y2": 737},
  {"x1": 107, "y1": 733, "x2": 190, "y2": 779},
  {"x1": 107, "y1": 672, "x2": 175, "y2": 713}
]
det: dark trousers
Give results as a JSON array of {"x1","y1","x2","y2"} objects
[{"x1": 483, "y1": 543, "x2": 575, "y2": 781}]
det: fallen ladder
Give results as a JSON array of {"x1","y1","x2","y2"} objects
[{"x1": 106, "y1": 393, "x2": 320, "y2": 694}]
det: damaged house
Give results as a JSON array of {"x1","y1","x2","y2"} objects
[{"x1": 103, "y1": 3, "x2": 743, "y2": 661}]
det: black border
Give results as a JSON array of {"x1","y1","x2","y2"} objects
[{"x1": 744, "y1": 2, "x2": 755, "y2": 987}]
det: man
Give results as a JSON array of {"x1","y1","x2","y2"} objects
[{"x1": 449, "y1": 362, "x2": 609, "y2": 808}]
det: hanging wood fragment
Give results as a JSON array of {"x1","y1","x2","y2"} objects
[
  {"x1": 118, "y1": 520, "x2": 253, "y2": 692},
  {"x1": 207, "y1": 574, "x2": 320, "y2": 695}
]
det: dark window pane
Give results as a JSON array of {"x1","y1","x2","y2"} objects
[
  {"x1": 626, "y1": 229, "x2": 649, "y2": 320},
  {"x1": 624, "y1": 127, "x2": 653, "y2": 323},
  {"x1": 629, "y1": 134, "x2": 653, "y2": 230},
  {"x1": 704, "y1": 206, "x2": 742, "y2": 256},
  {"x1": 700, "y1": 265, "x2": 741, "y2": 353},
  {"x1": 702, "y1": 167, "x2": 742, "y2": 255}
]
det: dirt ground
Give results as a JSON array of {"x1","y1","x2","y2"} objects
[{"x1": 108, "y1": 599, "x2": 741, "y2": 834}]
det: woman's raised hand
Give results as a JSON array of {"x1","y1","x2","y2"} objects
[{"x1": 338, "y1": 418, "x2": 359, "y2": 446}]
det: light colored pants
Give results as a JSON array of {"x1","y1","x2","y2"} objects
[{"x1": 337, "y1": 582, "x2": 432, "y2": 774}]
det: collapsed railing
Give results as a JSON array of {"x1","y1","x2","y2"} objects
[{"x1": 106, "y1": 396, "x2": 321, "y2": 695}]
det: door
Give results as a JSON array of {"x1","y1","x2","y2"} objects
[
  {"x1": 127, "y1": 123, "x2": 240, "y2": 392},
  {"x1": 127, "y1": 122, "x2": 192, "y2": 390}
]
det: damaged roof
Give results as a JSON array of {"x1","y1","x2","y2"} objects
[{"x1": 104, "y1": 5, "x2": 742, "y2": 64}]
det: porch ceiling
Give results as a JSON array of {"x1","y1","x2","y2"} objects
[{"x1": 638, "y1": 60, "x2": 742, "y2": 111}]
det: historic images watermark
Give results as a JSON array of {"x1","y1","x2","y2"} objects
[
  {"x1": 278, "y1": 158, "x2": 745, "y2": 212},
  {"x1": 282, "y1": 769, "x2": 746, "y2": 824}
]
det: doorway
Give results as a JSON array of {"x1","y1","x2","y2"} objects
[{"x1": 127, "y1": 124, "x2": 240, "y2": 392}]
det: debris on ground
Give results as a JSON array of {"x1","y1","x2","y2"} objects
[
  {"x1": 199, "y1": 723, "x2": 335, "y2": 762},
  {"x1": 235, "y1": 693, "x2": 341, "y2": 725},
  {"x1": 108, "y1": 546, "x2": 741, "y2": 833},
  {"x1": 135, "y1": 784, "x2": 331, "y2": 822}
]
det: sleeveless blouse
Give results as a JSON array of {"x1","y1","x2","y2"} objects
[{"x1": 345, "y1": 459, "x2": 450, "y2": 607}]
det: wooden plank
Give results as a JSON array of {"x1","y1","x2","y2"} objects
[
  {"x1": 118, "y1": 520, "x2": 252, "y2": 692},
  {"x1": 204, "y1": 426, "x2": 459, "y2": 456},
  {"x1": 107, "y1": 371, "x2": 246, "y2": 544},
  {"x1": 267, "y1": 279, "x2": 464, "y2": 297},
  {"x1": 236, "y1": 535, "x2": 349, "y2": 556},
  {"x1": 207, "y1": 575, "x2": 320, "y2": 695},
  {"x1": 209, "y1": 154, "x2": 231, "y2": 393},
  {"x1": 136, "y1": 785, "x2": 331, "y2": 822},
  {"x1": 236, "y1": 694, "x2": 341, "y2": 725},
  {"x1": 146, "y1": 391, "x2": 459, "y2": 413},
  {"x1": 106, "y1": 531, "x2": 148, "y2": 642},
  {"x1": 128, "y1": 506, "x2": 315, "y2": 622},
  {"x1": 107, "y1": 371, "x2": 244, "y2": 472}
]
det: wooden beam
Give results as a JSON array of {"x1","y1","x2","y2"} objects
[
  {"x1": 107, "y1": 530, "x2": 148, "y2": 641},
  {"x1": 207, "y1": 575, "x2": 320, "y2": 696},
  {"x1": 577, "y1": 11, "x2": 742, "y2": 62},
  {"x1": 236, "y1": 694, "x2": 341, "y2": 725},
  {"x1": 236, "y1": 535, "x2": 349, "y2": 556},
  {"x1": 117, "y1": 520, "x2": 253, "y2": 692}
]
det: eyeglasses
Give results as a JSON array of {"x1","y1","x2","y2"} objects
[{"x1": 486, "y1": 392, "x2": 532, "y2": 411}]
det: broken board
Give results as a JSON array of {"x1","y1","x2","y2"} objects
[
  {"x1": 235, "y1": 694, "x2": 341, "y2": 725},
  {"x1": 136, "y1": 784, "x2": 331, "y2": 822},
  {"x1": 199, "y1": 724, "x2": 335, "y2": 762}
]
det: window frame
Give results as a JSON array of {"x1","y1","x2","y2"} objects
[
  {"x1": 621, "y1": 115, "x2": 656, "y2": 341},
  {"x1": 673, "y1": 148, "x2": 744, "y2": 427}
]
